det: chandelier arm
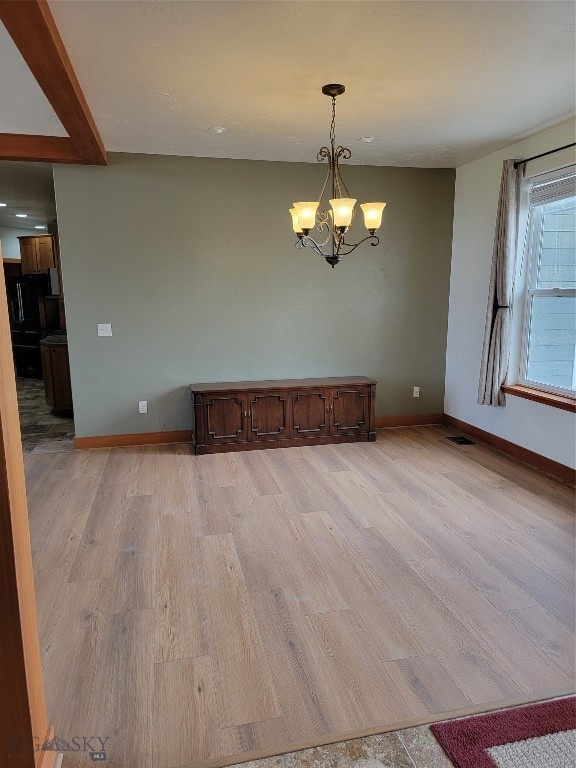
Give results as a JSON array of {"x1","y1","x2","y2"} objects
[
  {"x1": 335, "y1": 233, "x2": 380, "y2": 257},
  {"x1": 336, "y1": 146, "x2": 351, "y2": 159},
  {"x1": 334, "y1": 148, "x2": 353, "y2": 198},
  {"x1": 296, "y1": 235, "x2": 330, "y2": 259},
  {"x1": 315, "y1": 221, "x2": 332, "y2": 248},
  {"x1": 333, "y1": 154, "x2": 342, "y2": 199},
  {"x1": 317, "y1": 158, "x2": 332, "y2": 206}
]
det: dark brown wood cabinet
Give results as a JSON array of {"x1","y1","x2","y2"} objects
[
  {"x1": 202, "y1": 392, "x2": 247, "y2": 446},
  {"x1": 18, "y1": 236, "x2": 56, "y2": 275},
  {"x1": 40, "y1": 336, "x2": 73, "y2": 414},
  {"x1": 192, "y1": 377, "x2": 376, "y2": 454},
  {"x1": 249, "y1": 390, "x2": 289, "y2": 442},
  {"x1": 40, "y1": 344, "x2": 55, "y2": 408},
  {"x1": 291, "y1": 388, "x2": 329, "y2": 437},
  {"x1": 331, "y1": 384, "x2": 372, "y2": 435}
]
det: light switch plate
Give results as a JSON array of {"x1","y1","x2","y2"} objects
[{"x1": 97, "y1": 323, "x2": 112, "y2": 337}]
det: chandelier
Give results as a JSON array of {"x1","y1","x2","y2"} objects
[{"x1": 290, "y1": 84, "x2": 386, "y2": 268}]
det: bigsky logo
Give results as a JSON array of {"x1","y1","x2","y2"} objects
[
  {"x1": 4, "y1": 735, "x2": 109, "y2": 762},
  {"x1": 41, "y1": 735, "x2": 109, "y2": 760}
]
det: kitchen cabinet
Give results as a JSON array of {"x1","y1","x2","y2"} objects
[
  {"x1": 191, "y1": 376, "x2": 376, "y2": 454},
  {"x1": 40, "y1": 336, "x2": 73, "y2": 414},
  {"x1": 19, "y1": 236, "x2": 55, "y2": 275}
]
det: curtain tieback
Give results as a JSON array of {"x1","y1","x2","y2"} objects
[{"x1": 497, "y1": 304, "x2": 510, "y2": 308}]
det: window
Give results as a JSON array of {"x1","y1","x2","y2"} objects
[{"x1": 519, "y1": 166, "x2": 576, "y2": 397}]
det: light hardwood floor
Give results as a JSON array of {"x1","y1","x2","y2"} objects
[{"x1": 26, "y1": 426, "x2": 575, "y2": 768}]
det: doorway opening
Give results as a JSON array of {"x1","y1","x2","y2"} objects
[{"x1": 1, "y1": 160, "x2": 74, "y2": 453}]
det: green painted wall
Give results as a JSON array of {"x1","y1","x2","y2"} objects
[{"x1": 53, "y1": 153, "x2": 454, "y2": 438}]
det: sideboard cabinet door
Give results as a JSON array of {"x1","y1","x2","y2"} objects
[
  {"x1": 248, "y1": 391, "x2": 289, "y2": 442},
  {"x1": 330, "y1": 386, "x2": 370, "y2": 435},
  {"x1": 290, "y1": 389, "x2": 329, "y2": 437},
  {"x1": 202, "y1": 393, "x2": 247, "y2": 445}
]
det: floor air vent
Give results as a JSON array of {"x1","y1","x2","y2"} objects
[{"x1": 447, "y1": 436, "x2": 476, "y2": 445}]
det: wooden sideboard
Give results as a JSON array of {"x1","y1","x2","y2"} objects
[{"x1": 191, "y1": 376, "x2": 376, "y2": 455}]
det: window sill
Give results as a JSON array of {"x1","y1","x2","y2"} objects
[{"x1": 502, "y1": 384, "x2": 576, "y2": 413}]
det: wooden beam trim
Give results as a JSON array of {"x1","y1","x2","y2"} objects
[
  {"x1": 444, "y1": 414, "x2": 575, "y2": 486},
  {"x1": 0, "y1": 134, "x2": 82, "y2": 164},
  {"x1": 0, "y1": 0, "x2": 106, "y2": 165}
]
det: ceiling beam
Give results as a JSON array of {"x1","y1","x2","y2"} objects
[
  {"x1": 0, "y1": 134, "x2": 82, "y2": 164},
  {"x1": 0, "y1": 0, "x2": 107, "y2": 165}
]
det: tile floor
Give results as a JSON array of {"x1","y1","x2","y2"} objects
[
  {"x1": 16, "y1": 376, "x2": 75, "y2": 453},
  {"x1": 228, "y1": 726, "x2": 453, "y2": 768}
]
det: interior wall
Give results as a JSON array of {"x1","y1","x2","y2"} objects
[
  {"x1": 53, "y1": 153, "x2": 454, "y2": 438},
  {"x1": 0, "y1": 227, "x2": 30, "y2": 260},
  {"x1": 445, "y1": 118, "x2": 576, "y2": 468}
]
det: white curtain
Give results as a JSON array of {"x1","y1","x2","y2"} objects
[{"x1": 477, "y1": 159, "x2": 523, "y2": 406}]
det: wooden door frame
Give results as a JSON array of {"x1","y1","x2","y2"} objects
[{"x1": 0, "y1": 249, "x2": 56, "y2": 766}]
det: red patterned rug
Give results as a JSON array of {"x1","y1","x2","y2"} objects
[{"x1": 430, "y1": 697, "x2": 576, "y2": 768}]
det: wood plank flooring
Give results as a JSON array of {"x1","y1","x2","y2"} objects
[{"x1": 26, "y1": 426, "x2": 575, "y2": 768}]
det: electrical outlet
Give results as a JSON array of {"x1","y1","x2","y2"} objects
[
  {"x1": 138, "y1": 400, "x2": 148, "y2": 414},
  {"x1": 413, "y1": 386, "x2": 420, "y2": 398}
]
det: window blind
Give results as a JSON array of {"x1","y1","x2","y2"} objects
[{"x1": 529, "y1": 165, "x2": 576, "y2": 206}]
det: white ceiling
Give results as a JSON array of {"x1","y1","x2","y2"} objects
[
  {"x1": 1, "y1": 1, "x2": 575, "y2": 168},
  {"x1": 0, "y1": 23, "x2": 66, "y2": 138}
]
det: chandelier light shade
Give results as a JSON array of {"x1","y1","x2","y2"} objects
[
  {"x1": 289, "y1": 207, "x2": 303, "y2": 234},
  {"x1": 329, "y1": 197, "x2": 356, "y2": 229},
  {"x1": 290, "y1": 84, "x2": 386, "y2": 267},
  {"x1": 360, "y1": 202, "x2": 386, "y2": 234},
  {"x1": 293, "y1": 201, "x2": 319, "y2": 231}
]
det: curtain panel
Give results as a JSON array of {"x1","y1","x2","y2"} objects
[{"x1": 477, "y1": 159, "x2": 523, "y2": 406}]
